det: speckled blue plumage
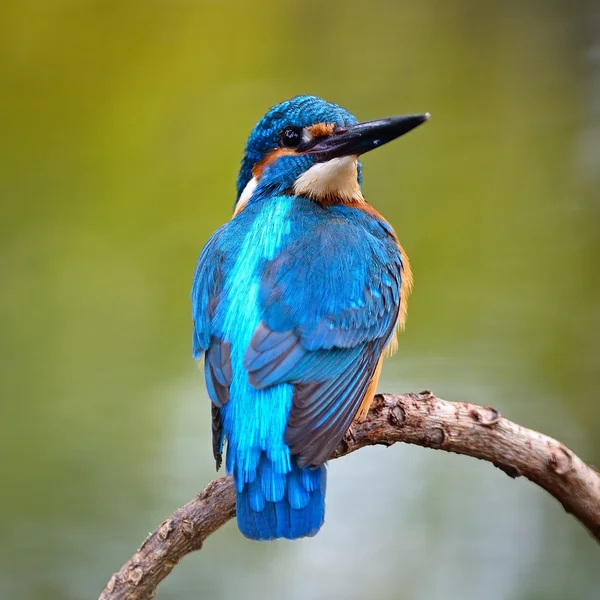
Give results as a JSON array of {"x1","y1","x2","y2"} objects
[{"x1": 191, "y1": 96, "x2": 405, "y2": 540}]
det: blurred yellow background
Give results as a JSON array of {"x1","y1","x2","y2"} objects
[{"x1": 0, "y1": 1, "x2": 598, "y2": 599}]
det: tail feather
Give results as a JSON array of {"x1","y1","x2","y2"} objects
[{"x1": 236, "y1": 456, "x2": 326, "y2": 540}]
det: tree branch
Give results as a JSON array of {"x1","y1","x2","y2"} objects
[{"x1": 99, "y1": 391, "x2": 600, "y2": 600}]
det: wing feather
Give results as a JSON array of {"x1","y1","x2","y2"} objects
[
  {"x1": 191, "y1": 228, "x2": 231, "y2": 468},
  {"x1": 245, "y1": 210, "x2": 406, "y2": 467}
]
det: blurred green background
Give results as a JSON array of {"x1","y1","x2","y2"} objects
[{"x1": 1, "y1": 1, "x2": 599, "y2": 599}]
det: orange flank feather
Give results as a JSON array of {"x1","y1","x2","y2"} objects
[
  {"x1": 382, "y1": 243, "x2": 412, "y2": 358},
  {"x1": 355, "y1": 355, "x2": 383, "y2": 422},
  {"x1": 397, "y1": 242, "x2": 413, "y2": 331},
  {"x1": 347, "y1": 201, "x2": 413, "y2": 423}
]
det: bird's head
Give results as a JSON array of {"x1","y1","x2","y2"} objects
[{"x1": 235, "y1": 95, "x2": 428, "y2": 213}]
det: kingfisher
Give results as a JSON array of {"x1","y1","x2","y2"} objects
[{"x1": 192, "y1": 95, "x2": 428, "y2": 540}]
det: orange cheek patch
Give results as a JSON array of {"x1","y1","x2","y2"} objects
[
  {"x1": 308, "y1": 122, "x2": 336, "y2": 138},
  {"x1": 252, "y1": 148, "x2": 297, "y2": 180}
]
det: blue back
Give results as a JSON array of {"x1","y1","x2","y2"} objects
[{"x1": 192, "y1": 194, "x2": 404, "y2": 539}]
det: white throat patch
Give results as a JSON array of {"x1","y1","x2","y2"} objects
[{"x1": 293, "y1": 156, "x2": 363, "y2": 203}]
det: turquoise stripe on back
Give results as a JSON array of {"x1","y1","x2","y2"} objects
[{"x1": 219, "y1": 197, "x2": 294, "y2": 489}]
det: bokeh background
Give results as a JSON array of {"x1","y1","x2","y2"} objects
[{"x1": 1, "y1": 1, "x2": 599, "y2": 599}]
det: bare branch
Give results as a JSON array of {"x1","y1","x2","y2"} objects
[{"x1": 99, "y1": 391, "x2": 600, "y2": 600}]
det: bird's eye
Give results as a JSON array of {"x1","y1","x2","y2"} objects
[{"x1": 279, "y1": 126, "x2": 303, "y2": 148}]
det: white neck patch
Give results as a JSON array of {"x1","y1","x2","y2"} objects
[
  {"x1": 233, "y1": 176, "x2": 258, "y2": 216},
  {"x1": 293, "y1": 156, "x2": 363, "y2": 203}
]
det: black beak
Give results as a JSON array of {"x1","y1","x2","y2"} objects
[{"x1": 307, "y1": 113, "x2": 430, "y2": 161}]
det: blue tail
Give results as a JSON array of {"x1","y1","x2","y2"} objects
[
  {"x1": 217, "y1": 306, "x2": 327, "y2": 540},
  {"x1": 234, "y1": 453, "x2": 326, "y2": 540}
]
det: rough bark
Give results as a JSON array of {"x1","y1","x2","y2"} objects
[{"x1": 99, "y1": 391, "x2": 600, "y2": 600}]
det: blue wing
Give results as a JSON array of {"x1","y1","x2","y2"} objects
[
  {"x1": 244, "y1": 206, "x2": 406, "y2": 467},
  {"x1": 191, "y1": 230, "x2": 222, "y2": 358},
  {"x1": 191, "y1": 228, "x2": 230, "y2": 467}
]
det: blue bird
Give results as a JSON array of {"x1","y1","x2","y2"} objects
[{"x1": 191, "y1": 95, "x2": 428, "y2": 540}]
